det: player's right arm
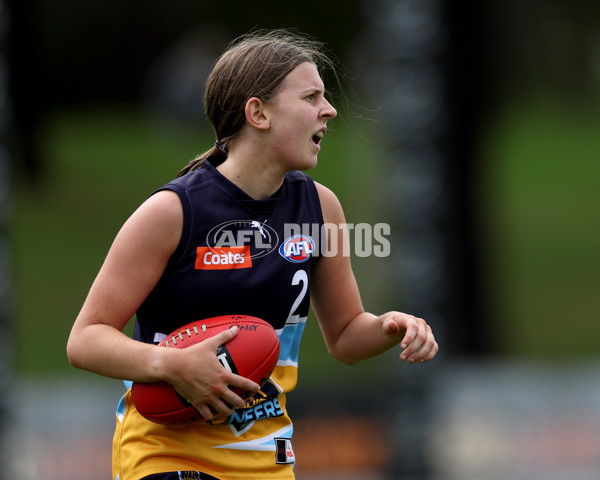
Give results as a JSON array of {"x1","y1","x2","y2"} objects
[{"x1": 66, "y1": 190, "x2": 258, "y2": 419}]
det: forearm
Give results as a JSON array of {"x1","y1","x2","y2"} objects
[
  {"x1": 66, "y1": 322, "x2": 167, "y2": 382},
  {"x1": 311, "y1": 183, "x2": 439, "y2": 365},
  {"x1": 326, "y1": 312, "x2": 400, "y2": 365}
]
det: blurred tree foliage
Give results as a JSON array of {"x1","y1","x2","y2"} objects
[
  {"x1": 8, "y1": 0, "x2": 600, "y2": 178},
  {"x1": 14, "y1": 0, "x2": 597, "y2": 108},
  {"x1": 6, "y1": 0, "x2": 600, "y2": 371},
  {"x1": 484, "y1": 0, "x2": 600, "y2": 109},
  {"x1": 23, "y1": 0, "x2": 364, "y2": 106}
]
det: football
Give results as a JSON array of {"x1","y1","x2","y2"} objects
[{"x1": 131, "y1": 315, "x2": 280, "y2": 425}]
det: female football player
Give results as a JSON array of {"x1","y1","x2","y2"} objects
[{"x1": 67, "y1": 29, "x2": 438, "y2": 480}]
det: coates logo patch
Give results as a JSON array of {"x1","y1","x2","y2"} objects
[
  {"x1": 279, "y1": 235, "x2": 315, "y2": 263},
  {"x1": 195, "y1": 246, "x2": 252, "y2": 270}
]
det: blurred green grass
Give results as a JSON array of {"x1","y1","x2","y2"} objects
[
  {"x1": 11, "y1": 99, "x2": 600, "y2": 380},
  {"x1": 11, "y1": 106, "x2": 389, "y2": 384},
  {"x1": 481, "y1": 101, "x2": 600, "y2": 359},
  {"x1": 12, "y1": 108, "x2": 203, "y2": 374}
]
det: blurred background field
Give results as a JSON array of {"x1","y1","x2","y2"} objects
[
  {"x1": 11, "y1": 100, "x2": 600, "y2": 373},
  {"x1": 2, "y1": 0, "x2": 600, "y2": 479}
]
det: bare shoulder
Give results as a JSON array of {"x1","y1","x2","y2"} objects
[
  {"x1": 138, "y1": 189, "x2": 182, "y2": 217},
  {"x1": 314, "y1": 181, "x2": 345, "y2": 224},
  {"x1": 128, "y1": 190, "x2": 182, "y2": 231},
  {"x1": 112, "y1": 189, "x2": 183, "y2": 260},
  {"x1": 314, "y1": 181, "x2": 337, "y2": 203}
]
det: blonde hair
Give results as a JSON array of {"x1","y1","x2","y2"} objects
[{"x1": 177, "y1": 29, "x2": 339, "y2": 177}]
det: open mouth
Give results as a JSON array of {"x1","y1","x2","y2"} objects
[{"x1": 312, "y1": 130, "x2": 324, "y2": 146}]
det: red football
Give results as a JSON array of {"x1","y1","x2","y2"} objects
[{"x1": 131, "y1": 315, "x2": 280, "y2": 425}]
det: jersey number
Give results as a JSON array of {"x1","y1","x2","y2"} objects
[{"x1": 286, "y1": 270, "x2": 308, "y2": 324}]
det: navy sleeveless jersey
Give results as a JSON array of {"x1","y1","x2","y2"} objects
[
  {"x1": 133, "y1": 156, "x2": 324, "y2": 344},
  {"x1": 115, "y1": 157, "x2": 325, "y2": 479}
]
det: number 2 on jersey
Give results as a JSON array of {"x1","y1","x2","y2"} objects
[{"x1": 286, "y1": 270, "x2": 308, "y2": 324}]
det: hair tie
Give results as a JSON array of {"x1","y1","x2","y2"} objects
[{"x1": 214, "y1": 140, "x2": 228, "y2": 153}]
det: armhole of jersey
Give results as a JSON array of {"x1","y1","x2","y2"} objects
[
  {"x1": 303, "y1": 174, "x2": 325, "y2": 266},
  {"x1": 304, "y1": 174, "x2": 325, "y2": 227},
  {"x1": 152, "y1": 183, "x2": 193, "y2": 269}
]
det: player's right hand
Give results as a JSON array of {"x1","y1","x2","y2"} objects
[{"x1": 158, "y1": 326, "x2": 261, "y2": 421}]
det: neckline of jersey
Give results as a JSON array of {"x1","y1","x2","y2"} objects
[{"x1": 204, "y1": 156, "x2": 284, "y2": 215}]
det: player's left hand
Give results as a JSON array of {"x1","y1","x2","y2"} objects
[{"x1": 382, "y1": 312, "x2": 439, "y2": 364}]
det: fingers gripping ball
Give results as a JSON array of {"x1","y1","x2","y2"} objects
[{"x1": 131, "y1": 315, "x2": 280, "y2": 425}]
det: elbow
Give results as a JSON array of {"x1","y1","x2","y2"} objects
[
  {"x1": 66, "y1": 335, "x2": 84, "y2": 370},
  {"x1": 66, "y1": 339, "x2": 77, "y2": 368},
  {"x1": 333, "y1": 354, "x2": 358, "y2": 366},
  {"x1": 327, "y1": 345, "x2": 358, "y2": 366},
  {"x1": 339, "y1": 357, "x2": 358, "y2": 366}
]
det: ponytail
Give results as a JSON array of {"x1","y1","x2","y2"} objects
[{"x1": 176, "y1": 140, "x2": 230, "y2": 178}]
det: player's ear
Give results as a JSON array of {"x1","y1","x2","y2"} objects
[{"x1": 244, "y1": 97, "x2": 270, "y2": 130}]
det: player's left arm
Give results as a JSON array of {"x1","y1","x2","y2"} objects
[{"x1": 310, "y1": 182, "x2": 439, "y2": 365}]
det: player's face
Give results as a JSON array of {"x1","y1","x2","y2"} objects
[{"x1": 265, "y1": 62, "x2": 337, "y2": 171}]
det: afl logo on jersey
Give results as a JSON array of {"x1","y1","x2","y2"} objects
[
  {"x1": 206, "y1": 220, "x2": 278, "y2": 259},
  {"x1": 197, "y1": 220, "x2": 279, "y2": 270},
  {"x1": 279, "y1": 235, "x2": 315, "y2": 263}
]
